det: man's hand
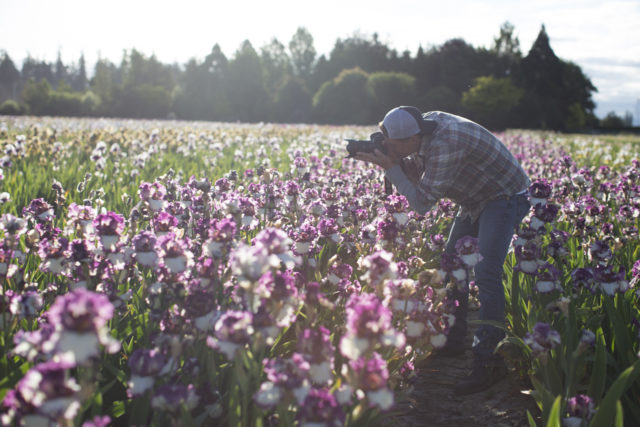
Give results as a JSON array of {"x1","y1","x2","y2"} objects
[{"x1": 354, "y1": 149, "x2": 400, "y2": 171}]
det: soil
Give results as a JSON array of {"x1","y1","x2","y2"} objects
[{"x1": 388, "y1": 309, "x2": 541, "y2": 427}]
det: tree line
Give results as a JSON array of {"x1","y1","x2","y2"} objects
[{"x1": 0, "y1": 23, "x2": 621, "y2": 131}]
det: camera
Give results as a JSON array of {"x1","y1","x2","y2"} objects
[{"x1": 345, "y1": 131, "x2": 387, "y2": 158}]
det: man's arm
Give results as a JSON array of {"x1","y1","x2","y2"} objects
[{"x1": 385, "y1": 165, "x2": 434, "y2": 215}]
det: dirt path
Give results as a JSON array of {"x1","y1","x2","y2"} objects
[{"x1": 388, "y1": 310, "x2": 540, "y2": 426}]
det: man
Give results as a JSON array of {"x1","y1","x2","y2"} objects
[{"x1": 355, "y1": 106, "x2": 531, "y2": 395}]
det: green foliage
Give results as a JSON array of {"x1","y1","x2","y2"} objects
[
  {"x1": 273, "y1": 75, "x2": 312, "y2": 123},
  {"x1": 22, "y1": 78, "x2": 52, "y2": 115},
  {"x1": 0, "y1": 99, "x2": 26, "y2": 115},
  {"x1": 367, "y1": 71, "x2": 416, "y2": 119},
  {"x1": 419, "y1": 85, "x2": 459, "y2": 113},
  {"x1": 119, "y1": 83, "x2": 172, "y2": 119},
  {"x1": 565, "y1": 103, "x2": 587, "y2": 131},
  {"x1": 1, "y1": 23, "x2": 599, "y2": 130},
  {"x1": 600, "y1": 111, "x2": 627, "y2": 128},
  {"x1": 226, "y1": 41, "x2": 270, "y2": 122},
  {"x1": 461, "y1": 75, "x2": 524, "y2": 129},
  {"x1": 312, "y1": 67, "x2": 371, "y2": 124}
]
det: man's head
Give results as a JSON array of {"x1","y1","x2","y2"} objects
[
  {"x1": 379, "y1": 106, "x2": 425, "y2": 139},
  {"x1": 379, "y1": 106, "x2": 431, "y2": 159}
]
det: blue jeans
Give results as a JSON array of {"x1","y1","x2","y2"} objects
[{"x1": 444, "y1": 193, "x2": 531, "y2": 363}]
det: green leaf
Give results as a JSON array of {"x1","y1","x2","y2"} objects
[
  {"x1": 588, "y1": 328, "x2": 607, "y2": 401},
  {"x1": 603, "y1": 295, "x2": 633, "y2": 364},
  {"x1": 530, "y1": 376, "x2": 556, "y2": 420},
  {"x1": 545, "y1": 395, "x2": 562, "y2": 427},
  {"x1": 111, "y1": 400, "x2": 126, "y2": 418},
  {"x1": 614, "y1": 400, "x2": 624, "y2": 427},
  {"x1": 526, "y1": 410, "x2": 539, "y2": 427},
  {"x1": 589, "y1": 360, "x2": 640, "y2": 427}
]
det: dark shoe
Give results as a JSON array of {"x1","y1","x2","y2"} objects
[{"x1": 453, "y1": 360, "x2": 507, "y2": 395}]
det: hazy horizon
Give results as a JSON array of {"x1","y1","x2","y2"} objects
[{"x1": 2, "y1": 0, "x2": 639, "y2": 122}]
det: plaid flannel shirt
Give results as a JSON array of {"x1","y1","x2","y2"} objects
[{"x1": 397, "y1": 111, "x2": 530, "y2": 222}]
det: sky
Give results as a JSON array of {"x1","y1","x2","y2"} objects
[{"x1": 1, "y1": 0, "x2": 639, "y2": 122}]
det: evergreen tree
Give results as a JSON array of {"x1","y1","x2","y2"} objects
[
  {"x1": 54, "y1": 51, "x2": 68, "y2": 88},
  {"x1": 73, "y1": 53, "x2": 88, "y2": 92},
  {"x1": 289, "y1": 27, "x2": 316, "y2": 89},
  {"x1": 21, "y1": 56, "x2": 55, "y2": 87},
  {"x1": 0, "y1": 52, "x2": 21, "y2": 101},
  {"x1": 518, "y1": 25, "x2": 564, "y2": 128},
  {"x1": 227, "y1": 40, "x2": 269, "y2": 122},
  {"x1": 91, "y1": 58, "x2": 117, "y2": 115},
  {"x1": 517, "y1": 24, "x2": 596, "y2": 130},
  {"x1": 260, "y1": 37, "x2": 293, "y2": 111},
  {"x1": 491, "y1": 21, "x2": 522, "y2": 77}
]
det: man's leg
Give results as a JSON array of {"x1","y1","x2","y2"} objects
[
  {"x1": 442, "y1": 215, "x2": 478, "y2": 351},
  {"x1": 472, "y1": 196, "x2": 530, "y2": 363},
  {"x1": 455, "y1": 195, "x2": 530, "y2": 394}
]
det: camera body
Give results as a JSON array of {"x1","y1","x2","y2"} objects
[{"x1": 345, "y1": 131, "x2": 387, "y2": 158}]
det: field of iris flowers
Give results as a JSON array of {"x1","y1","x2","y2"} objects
[{"x1": 0, "y1": 116, "x2": 638, "y2": 427}]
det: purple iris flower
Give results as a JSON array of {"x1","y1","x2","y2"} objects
[
  {"x1": 11, "y1": 323, "x2": 57, "y2": 362},
  {"x1": 151, "y1": 383, "x2": 199, "y2": 414},
  {"x1": 132, "y1": 231, "x2": 158, "y2": 267},
  {"x1": 318, "y1": 218, "x2": 339, "y2": 237},
  {"x1": 215, "y1": 177, "x2": 231, "y2": 192},
  {"x1": 455, "y1": 236, "x2": 482, "y2": 267},
  {"x1": 127, "y1": 348, "x2": 167, "y2": 397},
  {"x1": 529, "y1": 178, "x2": 552, "y2": 205},
  {"x1": 535, "y1": 262, "x2": 561, "y2": 293},
  {"x1": 38, "y1": 236, "x2": 70, "y2": 275},
  {"x1": 296, "y1": 388, "x2": 345, "y2": 426},
  {"x1": 571, "y1": 267, "x2": 596, "y2": 293},
  {"x1": 93, "y1": 212, "x2": 125, "y2": 252},
  {"x1": 138, "y1": 182, "x2": 167, "y2": 211},
  {"x1": 66, "y1": 203, "x2": 96, "y2": 235},
  {"x1": 22, "y1": 198, "x2": 54, "y2": 223},
  {"x1": 1, "y1": 360, "x2": 80, "y2": 425},
  {"x1": 45, "y1": 288, "x2": 120, "y2": 363},
  {"x1": 0, "y1": 213, "x2": 28, "y2": 238},
  {"x1": 153, "y1": 212, "x2": 179, "y2": 236},
  {"x1": 531, "y1": 203, "x2": 559, "y2": 230},
  {"x1": 429, "y1": 234, "x2": 446, "y2": 251},
  {"x1": 347, "y1": 353, "x2": 394, "y2": 410},
  {"x1": 439, "y1": 252, "x2": 467, "y2": 283},
  {"x1": 297, "y1": 327, "x2": 335, "y2": 385},
  {"x1": 358, "y1": 250, "x2": 398, "y2": 288},
  {"x1": 383, "y1": 194, "x2": 409, "y2": 214},
  {"x1": 588, "y1": 240, "x2": 612, "y2": 265},
  {"x1": 514, "y1": 240, "x2": 541, "y2": 275},
  {"x1": 593, "y1": 264, "x2": 628, "y2": 296},
  {"x1": 339, "y1": 292, "x2": 404, "y2": 359},
  {"x1": 255, "y1": 354, "x2": 311, "y2": 408},
  {"x1": 9, "y1": 289, "x2": 43, "y2": 320},
  {"x1": 524, "y1": 322, "x2": 561, "y2": 360},
  {"x1": 376, "y1": 218, "x2": 400, "y2": 243},
  {"x1": 156, "y1": 232, "x2": 194, "y2": 275},
  {"x1": 285, "y1": 180, "x2": 300, "y2": 197},
  {"x1": 565, "y1": 394, "x2": 596, "y2": 425},
  {"x1": 327, "y1": 262, "x2": 352, "y2": 285},
  {"x1": 631, "y1": 259, "x2": 640, "y2": 288},
  {"x1": 206, "y1": 310, "x2": 254, "y2": 359},
  {"x1": 82, "y1": 415, "x2": 111, "y2": 427},
  {"x1": 252, "y1": 227, "x2": 298, "y2": 269}
]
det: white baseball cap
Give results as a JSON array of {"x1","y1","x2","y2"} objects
[{"x1": 380, "y1": 106, "x2": 432, "y2": 139}]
